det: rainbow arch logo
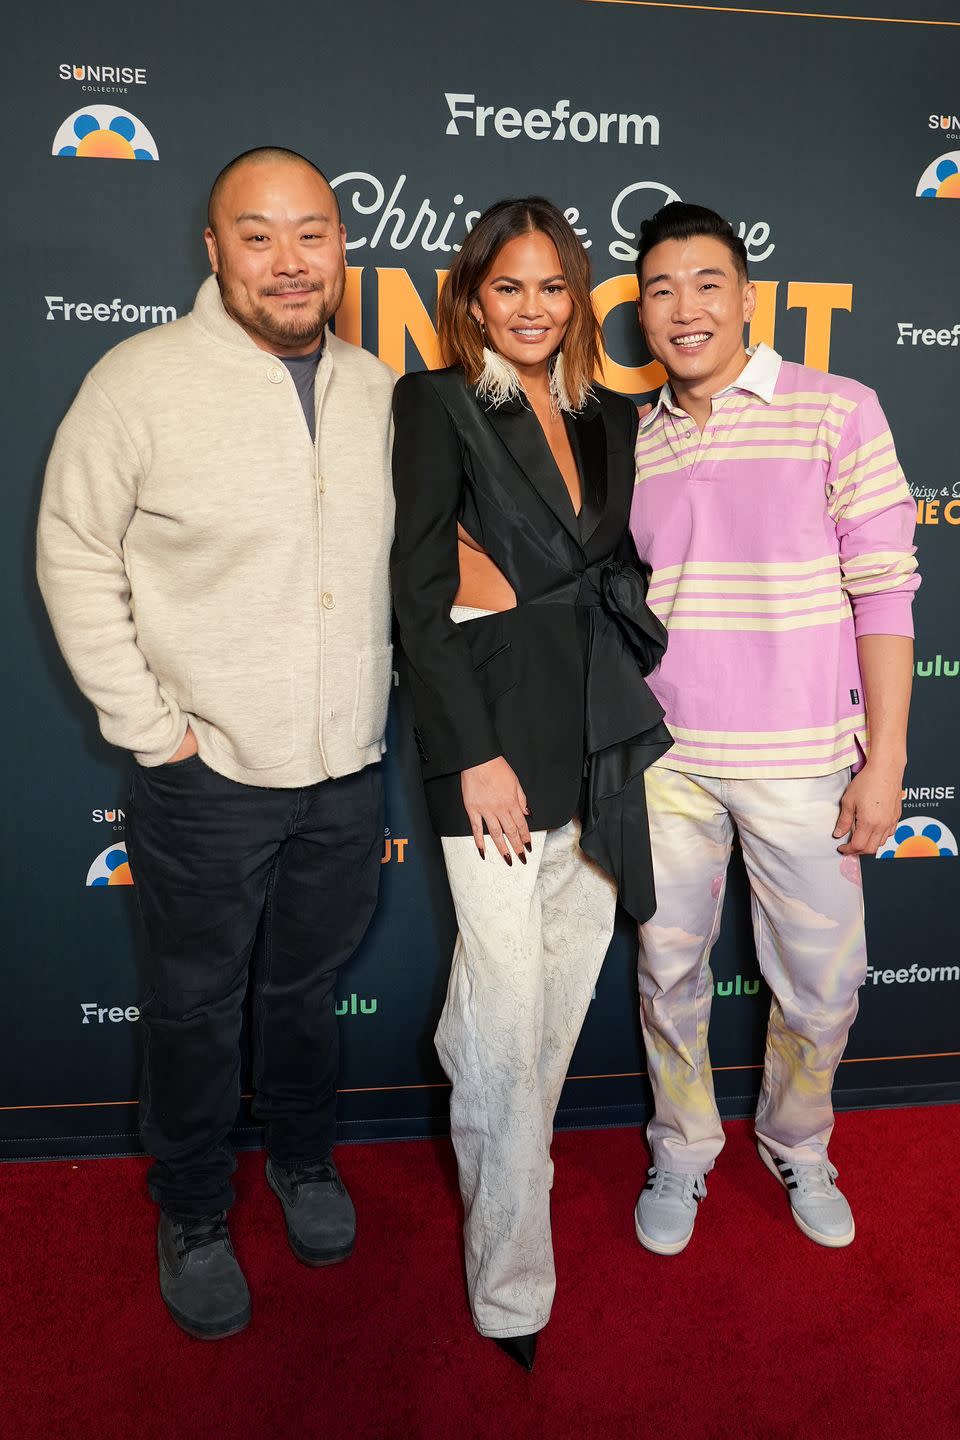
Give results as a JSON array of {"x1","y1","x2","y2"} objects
[
  {"x1": 52, "y1": 105, "x2": 158, "y2": 161},
  {"x1": 86, "y1": 843, "x2": 134, "y2": 887},
  {"x1": 916, "y1": 151, "x2": 960, "y2": 199},
  {"x1": 877, "y1": 816, "x2": 958, "y2": 860}
]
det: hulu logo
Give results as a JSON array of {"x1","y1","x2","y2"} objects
[
  {"x1": 711, "y1": 974, "x2": 760, "y2": 998},
  {"x1": 335, "y1": 993, "x2": 378, "y2": 1017},
  {"x1": 914, "y1": 655, "x2": 959, "y2": 678}
]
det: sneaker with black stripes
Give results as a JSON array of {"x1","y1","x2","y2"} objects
[
  {"x1": 757, "y1": 1141, "x2": 855, "y2": 1248},
  {"x1": 634, "y1": 1166, "x2": 707, "y2": 1255}
]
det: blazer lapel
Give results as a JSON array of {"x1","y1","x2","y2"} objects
[
  {"x1": 568, "y1": 403, "x2": 607, "y2": 546},
  {"x1": 483, "y1": 400, "x2": 583, "y2": 544}
]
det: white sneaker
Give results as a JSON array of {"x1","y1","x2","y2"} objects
[
  {"x1": 634, "y1": 1167, "x2": 707, "y2": 1255},
  {"x1": 757, "y1": 1141, "x2": 855, "y2": 1248}
]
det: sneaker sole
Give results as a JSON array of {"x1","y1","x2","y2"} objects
[
  {"x1": 757, "y1": 1142, "x2": 855, "y2": 1249},
  {"x1": 266, "y1": 1166, "x2": 356, "y2": 1267},
  {"x1": 634, "y1": 1208, "x2": 694, "y2": 1256}
]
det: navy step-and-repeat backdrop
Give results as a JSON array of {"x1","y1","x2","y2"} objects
[{"x1": 2, "y1": 0, "x2": 957, "y2": 1159}]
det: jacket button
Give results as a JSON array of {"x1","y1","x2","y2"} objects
[
  {"x1": 267, "y1": 366, "x2": 284, "y2": 384},
  {"x1": 322, "y1": 591, "x2": 336, "y2": 610}
]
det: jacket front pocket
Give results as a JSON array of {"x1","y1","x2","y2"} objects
[
  {"x1": 354, "y1": 645, "x2": 394, "y2": 747},
  {"x1": 473, "y1": 642, "x2": 516, "y2": 705}
]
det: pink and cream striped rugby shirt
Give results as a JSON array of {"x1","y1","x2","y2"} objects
[{"x1": 629, "y1": 344, "x2": 920, "y2": 779}]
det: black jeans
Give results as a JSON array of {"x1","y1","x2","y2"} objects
[{"x1": 125, "y1": 755, "x2": 384, "y2": 1219}]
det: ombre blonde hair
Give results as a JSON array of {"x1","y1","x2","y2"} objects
[{"x1": 438, "y1": 197, "x2": 601, "y2": 410}]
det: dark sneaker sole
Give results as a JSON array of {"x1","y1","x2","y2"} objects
[
  {"x1": 162, "y1": 1297, "x2": 251, "y2": 1340},
  {"x1": 289, "y1": 1236, "x2": 356, "y2": 1268},
  {"x1": 266, "y1": 1165, "x2": 356, "y2": 1267}
]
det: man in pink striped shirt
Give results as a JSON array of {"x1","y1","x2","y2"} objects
[{"x1": 628, "y1": 203, "x2": 918, "y2": 1256}]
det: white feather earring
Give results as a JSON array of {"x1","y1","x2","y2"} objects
[
  {"x1": 549, "y1": 350, "x2": 573, "y2": 415},
  {"x1": 549, "y1": 349, "x2": 591, "y2": 415},
  {"x1": 475, "y1": 344, "x2": 525, "y2": 409}
]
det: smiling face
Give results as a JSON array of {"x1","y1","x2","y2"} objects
[
  {"x1": 204, "y1": 158, "x2": 346, "y2": 356},
  {"x1": 638, "y1": 235, "x2": 756, "y2": 397},
  {"x1": 469, "y1": 229, "x2": 574, "y2": 378}
]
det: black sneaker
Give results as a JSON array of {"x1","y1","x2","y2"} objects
[
  {"x1": 266, "y1": 1156, "x2": 356, "y2": 1266},
  {"x1": 157, "y1": 1211, "x2": 251, "y2": 1339}
]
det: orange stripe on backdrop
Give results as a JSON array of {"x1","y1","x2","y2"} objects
[
  {"x1": 2, "y1": 1052, "x2": 958, "y2": 1112},
  {"x1": 581, "y1": 1, "x2": 960, "y2": 26}
]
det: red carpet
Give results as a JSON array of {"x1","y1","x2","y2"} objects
[{"x1": 2, "y1": 1108, "x2": 958, "y2": 1440}]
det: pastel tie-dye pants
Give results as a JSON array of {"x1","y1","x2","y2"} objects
[
  {"x1": 438, "y1": 819, "x2": 617, "y2": 1338},
  {"x1": 638, "y1": 765, "x2": 868, "y2": 1173}
]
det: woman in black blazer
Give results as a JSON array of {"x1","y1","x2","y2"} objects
[{"x1": 391, "y1": 198, "x2": 671, "y2": 1370}]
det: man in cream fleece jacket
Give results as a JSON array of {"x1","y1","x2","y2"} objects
[{"x1": 37, "y1": 148, "x2": 396, "y2": 1340}]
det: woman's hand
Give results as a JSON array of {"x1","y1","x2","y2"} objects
[{"x1": 461, "y1": 756, "x2": 531, "y2": 864}]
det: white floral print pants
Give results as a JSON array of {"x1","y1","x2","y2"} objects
[{"x1": 438, "y1": 818, "x2": 617, "y2": 1338}]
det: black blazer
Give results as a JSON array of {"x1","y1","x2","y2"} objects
[{"x1": 390, "y1": 366, "x2": 672, "y2": 922}]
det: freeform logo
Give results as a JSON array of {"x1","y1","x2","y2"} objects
[
  {"x1": 864, "y1": 963, "x2": 959, "y2": 986},
  {"x1": 52, "y1": 105, "x2": 158, "y2": 161},
  {"x1": 81, "y1": 1002, "x2": 140, "y2": 1024},
  {"x1": 913, "y1": 654, "x2": 959, "y2": 678},
  {"x1": 46, "y1": 295, "x2": 177, "y2": 325},
  {"x1": 916, "y1": 150, "x2": 960, "y2": 199},
  {"x1": 444, "y1": 93, "x2": 660, "y2": 145},
  {"x1": 877, "y1": 816, "x2": 958, "y2": 860},
  {"x1": 86, "y1": 843, "x2": 134, "y2": 887},
  {"x1": 59, "y1": 63, "x2": 147, "y2": 94},
  {"x1": 897, "y1": 322, "x2": 960, "y2": 347}
]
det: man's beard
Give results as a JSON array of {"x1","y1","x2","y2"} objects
[
  {"x1": 248, "y1": 297, "x2": 328, "y2": 348},
  {"x1": 219, "y1": 273, "x2": 345, "y2": 350}
]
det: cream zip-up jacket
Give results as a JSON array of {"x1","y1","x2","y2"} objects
[{"x1": 37, "y1": 276, "x2": 396, "y2": 788}]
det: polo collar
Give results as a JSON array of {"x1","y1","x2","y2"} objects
[{"x1": 638, "y1": 343, "x2": 783, "y2": 430}]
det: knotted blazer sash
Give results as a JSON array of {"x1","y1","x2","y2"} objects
[{"x1": 390, "y1": 366, "x2": 672, "y2": 922}]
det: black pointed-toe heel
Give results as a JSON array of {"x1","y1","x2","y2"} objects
[{"x1": 492, "y1": 1332, "x2": 538, "y2": 1371}]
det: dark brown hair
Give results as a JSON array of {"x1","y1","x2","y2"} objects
[
  {"x1": 634, "y1": 202, "x2": 749, "y2": 283},
  {"x1": 438, "y1": 197, "x2": 601, "y2": 407}
]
